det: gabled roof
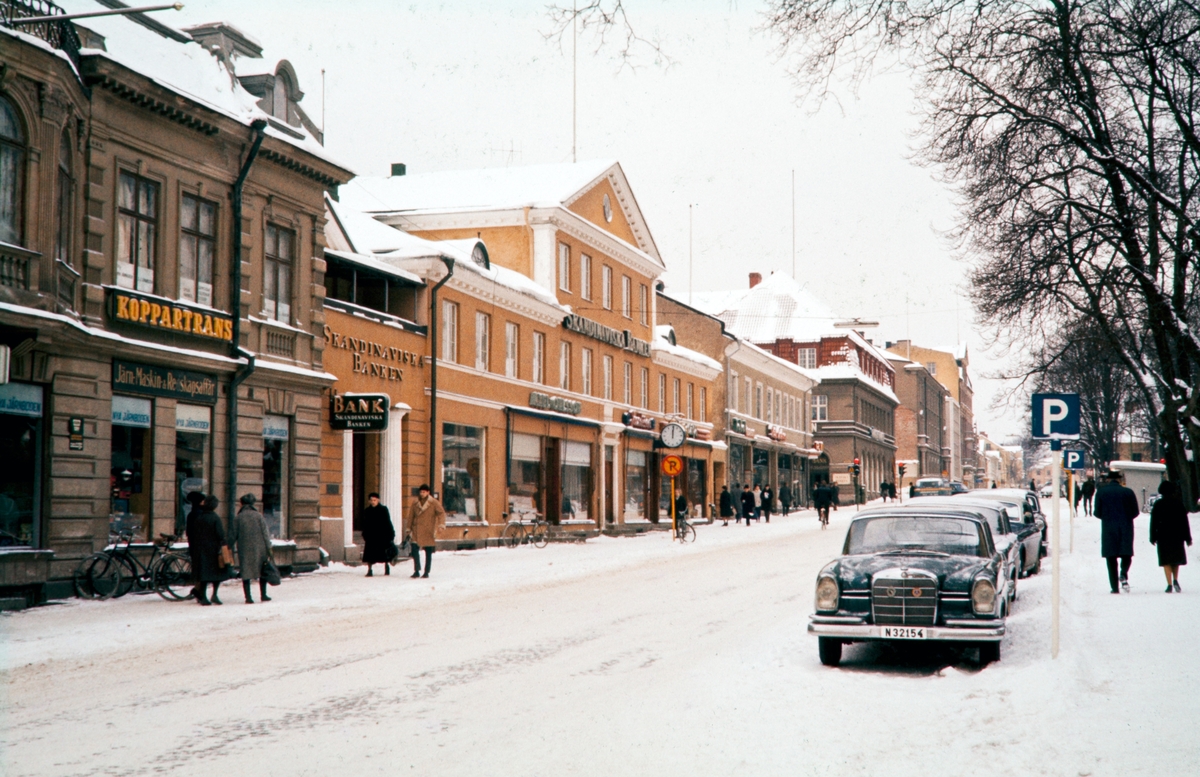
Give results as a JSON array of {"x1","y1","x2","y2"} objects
[{"x1": 691, "y1": 271, "x2": 838, "y2": 343}]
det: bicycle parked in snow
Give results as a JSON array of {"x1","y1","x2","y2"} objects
[{"x1": 73, "y1": 531, "x2": 193, "y2": 601}]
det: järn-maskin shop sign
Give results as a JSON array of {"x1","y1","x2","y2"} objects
[
  {"x1": 562, "y1": 314, "x2": 651, "y2": 357},
  {"x1": 112, "y1": 360, "x2": 218, "y2": 404}
]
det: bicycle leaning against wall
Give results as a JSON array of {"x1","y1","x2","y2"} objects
[{"x1": 73, "y1": 531, "x2": 193, "y2": 601}]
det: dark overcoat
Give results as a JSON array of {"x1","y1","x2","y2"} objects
[
  {"x1": 1094, "y1": 481, "x2": 1140, "y2": 557},
  {"x1": 719, "y1": 490, "x2": 735, "y2": 518},
  {"x1": 230, "y1": 506, "x2": 273, "y2": 581},
  {"x1": 740, "y1": 490, "x2": 756, "y2": 517},
  {"x1": 360, "y1": 504, "x2": 396, "y2": 564},
  {"x1": 1149, "y1": 495, "x2": 1192, "y2": 567},
  {"x1": 187, "y1": 509, "x2": 229, "y2": 583},
  {"x1": 812, "y1": 485, "x2": 831, "y2": 509},
  {"x1": 762, "y1": 487, "x2": 774, "y2": 513}
]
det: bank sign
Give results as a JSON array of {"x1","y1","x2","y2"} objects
[
  {"x1": 562, "y1": 314, "x2": 651, "y2": 357},
  {"x1": 330, "y1": 393, "x2": 390, "y2": 431}
]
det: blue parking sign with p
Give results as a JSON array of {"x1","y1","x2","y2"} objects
[
  {"x1": 1063, "y1": 449, "x2": 1087, "y2": 470},
  {"x1": 1032, "y1": 393, "x2": 1081, "y2": 439}
]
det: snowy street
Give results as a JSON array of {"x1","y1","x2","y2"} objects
[{"x1": 3, "y1": 502, "x2": 1197, "y2": 777}]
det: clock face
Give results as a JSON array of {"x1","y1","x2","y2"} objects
[{"x1": 662, "y1": 423, "x2": 686, "y2": 448}]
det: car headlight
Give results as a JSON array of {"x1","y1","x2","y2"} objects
[
  {"x1": 971, "y1": 578, "x2": 997, "y2": 615},
  {"x1": 816, "y1": 576, "x2": 840, "y2": 612}
]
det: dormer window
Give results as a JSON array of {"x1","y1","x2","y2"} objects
[
  {"x1": 471, "y1": 242, "x2": 489, "y2": 268},
  {"x1": 273, "y1": 74, "x2": 290, "y2": 122}
]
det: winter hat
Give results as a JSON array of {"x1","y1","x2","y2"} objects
[
  {"x1": 185, "y1": 491, "x2": 206, "y2": 506},
  {"x1": 240, "y1": 493, "x2": 257, "y2": 506},
  {"x1": 202, "y1": 494, "x2": 220, "y2": 510},
  {"x1": 418, "y1": 483, "x2": 431, "y2": 493}
]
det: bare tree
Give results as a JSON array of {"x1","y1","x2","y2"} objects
[{"x1": 543, "y1": 1, "x2": 673, "y2": 67}]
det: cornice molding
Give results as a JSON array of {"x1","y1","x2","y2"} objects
[{"x1": 651, "y1": 348, "x2": 722, "y2": 381}]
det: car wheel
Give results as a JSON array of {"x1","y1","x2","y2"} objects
[
  {"x1": 818, "y1": 637, "x2": 842, "y2": 667},
  {"x1": 979, "y1": 641, "x2": 1001, "y2": 666}
]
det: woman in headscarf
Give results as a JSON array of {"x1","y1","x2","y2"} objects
[
  {"x1": 186, "y1": 494, "x2": 229, "y2": 605},
  {"x1": 230, "y1": 493, "x2": 274, "y2": 603},
  {"x1": 1150, "y1": 480, "x2": 1193, "y2": 593}
]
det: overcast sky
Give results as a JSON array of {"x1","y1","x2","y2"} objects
[{"x1": 168, "y1": 0, "x2": 1024, "y2": 440}]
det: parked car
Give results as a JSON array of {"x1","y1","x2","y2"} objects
[
  {"x1": 898, "y1": 496, "x2": 1040, "y2": 582},
  {"x1": 808, "y1": 509, "x2": 1008, "y2": 668},
  {"x1": 912, "y1": 477, "x2": 953, "y2": 496},
  {"x1": 967, "y1": 489, "x2": 1048, "y2": 559},
  {"x1": 949, "y1": 481, "x2": 971, "y2": 494}
]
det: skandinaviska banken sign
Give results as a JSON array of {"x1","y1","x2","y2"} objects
[{"x1": 330, "y1": 393, "x2": 390, "y2": 431}]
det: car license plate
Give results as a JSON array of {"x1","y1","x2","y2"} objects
[{"x1": 882, "y1": 627, "x2": 926, "y2": 640}]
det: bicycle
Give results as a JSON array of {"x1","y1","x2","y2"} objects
[
  {"x1": 74, "y1": 532, "x2": 193, "y2": 601},
  {"x1": 500, "y1": 512, "x2": 549, "y2": 548},
  {"x1": 674, "y1": 514, "x2": 696, "y2": 543}
]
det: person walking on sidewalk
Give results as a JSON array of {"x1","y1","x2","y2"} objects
[
  {"x1": 740, "y1": 485, "x2": 756, "y2": 527},
  {"x1": 761, "y1": 485, "x2": 774, "y2": 523},
  {"x1": 1081, "y1": 476, "x2": 1097, "y2": 516},
  {"x1": 1150, "y1": 480, "x2": 1192, "y2": 593},
  {"x1": 1095, "y1": 470, "x2": 1140, "y2": 593},
  {"x1": 719, "y1": 485, "x2": 734, "y2": 526},
  {"x1": 230, "y1": 494, "x2": 275, "y2": 603},
  {"x1": 779, "y1": 484, "x2": 792, "y2": 516},
  {"x1": 361, "y1": 493, "x2": 395, "y2": 577},
  {"x1": 187, "y1": 494, "x2": 229, "y2": 605},
  {"x1": 406, "y1": 484, "x2": 445, "y2": 578},
  {"x1": 831, "y1": 482, "x2": 840, "y2": 511},
  {"x1": 751, "y1": 485, "x2": 762, "y2": 521}
]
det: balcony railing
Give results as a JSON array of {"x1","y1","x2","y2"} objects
[
  {"x1": 1, "y1": 1, "x2": 83, "y2": 72},
  {"x1": 0, "y1": 242, "x2": 38, "y2": 291}
]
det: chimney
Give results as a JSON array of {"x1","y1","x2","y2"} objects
[
  {"x1": 749, "y1": 272, "x2": 762, "y2": 288},
  {"x1": 391, "y1": 163, "x2": 407, "y2": 177}
]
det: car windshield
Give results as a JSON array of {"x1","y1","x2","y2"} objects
[
  {"x1": 845, "y1": 515, "x2": 986, "y2": 556},
  {"x1": 915, "y1": 478, "x2": 946, "y2": 488}
]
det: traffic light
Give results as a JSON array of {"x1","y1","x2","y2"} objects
[
  {"x1": 852, "y1": 458, "x2": 861, "y2": 478},
  {"x1": 897, "y1": 463, "x2": 907, "y2": 478}
]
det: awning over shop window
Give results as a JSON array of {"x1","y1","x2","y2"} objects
[
  {"x1": 511, "y1": 433, "x2": 541, "y2": 462},
  {"x1": 112, "y1": 395, "x2": 152, "y2": 427},
  {"x1": 563, "y1": 440, "x2": 591, "y2": 466},
  {"x1": 627, "y1": 450, "x2": 647, "y2": 467},
  {"x1": 0, "y1": 382, "x2": 43, "y2": 417},
  {"x1": 176, "y1": 403, "x2": 211, "y2": 434}
]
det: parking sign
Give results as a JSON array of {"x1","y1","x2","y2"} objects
[
  {"x1": 1032, "y1": 393, "x2": 1081, "y2": 439},
  {"x1": 1063, "y1": 449, "x2": 1087, "y2": 469}
]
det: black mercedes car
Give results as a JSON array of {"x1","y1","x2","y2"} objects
[{"x1": 808, "y1": 510, "x2": 1008, "y2": 667}]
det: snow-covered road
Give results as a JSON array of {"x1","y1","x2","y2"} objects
[{"x1": 2, "y1": 502, "x2": 1196, "y2": 776}]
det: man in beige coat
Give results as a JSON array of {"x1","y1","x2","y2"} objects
[{"x1": 406, "y1": 483, "x2": 445, "y2": 578}]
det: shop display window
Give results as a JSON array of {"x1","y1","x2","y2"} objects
[
  {"x1": 0, "y1": 413, "x2": 40, "y2": 546},
  {"x1": 686, "y1": 458, "x2": 706, "y2": 518},
  {"x1": 174, "y1": 403, "x2": 211, "y2": 537},
  {"x1": 728, "y1": 444, "x2": 747, "y2": 492},
  {"x1": 753, "y1": 448, "x2": 770, "y2": 487},
  {"x1": 262, "y1": 415, "x2": 290, "y2": 538},
  {"x1": 111, "y1": 395, "x2": 152, "y2": 538},
  {"x1": 443, "y1": 423, "x2": 483, "y2": 521},
  {"x1": 560, "y1": 441, "x2": 591, "y2": 522},
  {"x1": 509, "y1": 433, "x2": 543, "y2": 518},
  {"x1": 624, "y1": 450, "x2": 649, "y2": 521}
]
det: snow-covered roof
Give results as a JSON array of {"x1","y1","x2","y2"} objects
[
  {"x1": 814, "y1": 363, "x2": 900, "y2": 404},
  {"x1": 327, "y1": 197, "x2": 447, "y2": 257},
  {"x1": 339, "y1": 160, "x2": 618, "y2": 215},
  {"x1": 652, "y1": 336, "x2": 723, "y2": 374},
  {"x1": 54, "y1": 1, "x2": 348, "y2": 172},
  {"x1": 324, "y1": 249, "x2": 424, "y2": 286},
  {"x1": 692, "y1": 272, "x2": 839, "y2": 343},
  {"x1": 732, "y1": 338, "x2": 820, "y2": 386}
]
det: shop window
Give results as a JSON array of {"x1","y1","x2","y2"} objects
[
  {"x1": 117, "y1": 171, "x2": 158, "y2": 293},
  {"x1": 180, "y1": 194, "x2": 217, "y2": 306},
  {"x1": 753, "y1": 448, "x2": 770, "y2": 487},
  {"x1": 640, "y1": 367, "x2": 649, "y2": 409},
  {"x1": 0, "y1": 383, "x2": 43, "y2": 546},
  {"x1": 111, "y1": 395, "x2": 152, "y2": 539},
  {"x1": 561, "y1": 441, "x2": 591, "y2": 522},
  {"x1": 508, "y1": 433, "x2": 543, "y2": 518},
  {"x1": 532, "y1": 331, "x2": 545, "y2": 384},
  {"x1": 622, "y1": 276, "x2": 632, "y2": 318},
  {"x1": 602, "y1": 265, "x2": 612, "y2": 309},
  {"x1": 602, "y1": 355, "x2": 613, "y2": 400},
  {"x1": 262, "y1": 415, "x2": 290, "y2": 538},
  {"x1": 624, "y1": 450, "x2": 649, "y2": 521},
  {"x1": 640, "y1": 284, "x2": 648, "y2": 326},
  {"x1": 443, "y1": 423, "x2": 483, "y2": 521},
  {"x1": 813, "y1": 394, "x2": 828, "y2": 422},
  {"x1": 686, "y1": 458, "x2": 706, "y2": 519},
  {"x1": 505, "y1": 322, "x2": 519, "y2": 378},
  {"x1": 475, "y1": 311, "x2": 490, "y2": 371},
  {"x1": 441, "y1": 300, "x2": 459, "y2": 362},
  {"x1": 580, "y1": 253, "x2": 591, "y2": 300},
  {"x1": 175, "y1": 403, "x2": 211, "y2": 536},
  {"x1": 798, "y1": 347, "x2": 817, "y2": 369},
  {"x1": 558, "y1": 243, "x2": 571, "y2": 292},
  {"x1": 582, "y1": 348, "x2": 593, "y2": 395},
  {"x1": 264, "y1": 224, "x2": 294, "y2": 323},
  {"x1": 55, "y1": 130, "x2": 72, "y2": 265},
  {"x1": 559, "y1": 342, "x2": 571, "y2": 391},
  {"x1": 623, "y1": 362, "x2": 632, "y2": 405},
  {"x1": 729, "y1": 444, "x2": 747, "y2": 491},
  {"x1": 0, "y1": 96, "x2": 25, "y2": 245}
]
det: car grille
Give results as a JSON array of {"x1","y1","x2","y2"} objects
[{"x1": 872, "y1": 577, "x2": 938, "y2": 625}]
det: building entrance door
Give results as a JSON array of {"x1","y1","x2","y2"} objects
[{"x1": 604, "y1": 446, "x2": 614, "y2": 524}]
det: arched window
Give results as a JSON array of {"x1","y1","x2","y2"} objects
[
  {"x1": 0, "y1": 95, "x2": 25, "y2": 246},
  {"x1": 272, "y1": 74, "x2": 289, "y2": 122},
  {"x1": 56, "y1": 129, "x2": 73, "y2": 264}
]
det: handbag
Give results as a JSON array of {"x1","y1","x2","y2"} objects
[
  {"x1": 217, "y1": 545, "x2": 234, "y2": 568},
  {"x1": 261, "y1": 558, "x2": 282, "y2": 586},
  {"x1": 385, "y1": 542, "x2": 400, "y2": 563},
  {"x1": 396, "y1": 534, "x2": 414, "y2": 562}
]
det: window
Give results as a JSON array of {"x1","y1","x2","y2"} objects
[
  {"x1": 560, "y1": 341, "x2": 571, "y2": 390},
  {"x1": 117, "y1": 171, "x2": 159, "y2": 292},
  {"x1": 443, "y1": 423, "x2": 484, "y2": 521},
  {"x1": 687, "y1": 383, "x2": 694, "y2": 419},
  {"x1": 813, "y1": 394, "x2": 828, "y2": 422},
  {"x1": 180, "y1": 194, "x2": 216, "y2": 306},
  {"x1": 622, "y1": 276, "x2": 632, "y2": 318},
  {"x1": 700, "y1": 387, "x2": 707, "y2": 423},
  {"x1": 640, "y1": 284, "x2": 649, "y2": 326},
  {"x1": 558, "y1": 243, "x2": 571, "y2": 292},
  {"x1": 55, "y1": 130, "x2": 72, "y2": 265},
  {"x1": 640, "y1": 367, "x2": 649, "y2": 409},
  {"x1": 755, "y1": 383, "x2": 763, "y2": 419},
  {"x1": 731, "y1": 372, "x2": 739, "y2": 411},
  {"x1": 475, "y1": 312, "x2": 490, "y2": 371},
  {"x1": 798, "y1": 347, "x2": 817, "y2": 369},
  {"x1": 602, "y1": 355, "x2": 613, "y2": 400},
  {"x1": 582, "y1": 348, "x2": 593, "y2": 395},
  {"x1": 658, "y1": 373, "x2": 666, "y2": 413},
  {"x1": 561, "y1": 440, "x2": 592, "y2": 522},
  {"x1": 602, "y1": 265, "x2": 612, "y2": 309},
  {"x1": 775, "y1": 391, "x2": 782, "y2": 424},
  {"x1": 441, "y1": 300, "x2": 458, "y2": 362},
  {"x1": 745, "y1": 377, "x2": 752, "y2": 415},
  {"x1": 264, "y1": 224, "x2": 294, "y2": 323},
  {"x1": 623, "y1": 362, "x2": 632, "y2": 405},
  {"x1": 0, "y1": 96, "x2": 25, "y2": 245},
  {"x1": 580, "y1": 254, "x2": 592, "y2": 300},
  {"x1": 532, "y1": 332, "x2": 545, "y2": 384},
  {"x1": 926, "y1": 362, "x2": 938, "y2": 376},
  {"x1": 273, "y1": 72, "x2": 291, "y2": 122},
  {"x1": 505, "y1": 322, "x2": 519, "y2": 378},
  {"x1": 673, "y1": 378, "x2": 681, "y2": 414},
  {"x1": 767, "y1": 388, "x2": 774, "y2": 422}
]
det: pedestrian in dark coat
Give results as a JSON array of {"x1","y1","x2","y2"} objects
[
  {"x1": 1081, "y1": 477, "x2": 1097, "y2": 516},
  {"x1": 740, "y1": 485, "x2": 756, "y2": 528},
  {"x1": 231, "y1": 494, "x2": 274, "y2": 603},
  {"x1": 831, "y1": 482, "x2": 840, "y2": 510},
  {"x1": 360, "y1": 492, "x2": 395, "y2": 577},
  {"x1": 406, "y1": 484, "x2": 446, "y2": 578},
  {"x1": 1094, "y1": 470, "x2": 1141, "y2": 593},
  {"x1": 186, "y1": 494, "x2": 229, "y2": 606},
  {"x1": 761, "y1": 486, "x2": 774, "y2": 523},
  {"x1": 1149, "y1": 480, "x2": 1193, "y2": 593},
  {"x1": 674, "y1": 492, "x2": 688, "y2": 524},
  {"x1": 813, "y1": 482, "x2": 831, "y2": 527},
  {"x1": 719, "y1": 485, "x2": 734, "y2": 526},
  {"x1": 779, "y1": 484, "x2": 792, "y2": 515}
]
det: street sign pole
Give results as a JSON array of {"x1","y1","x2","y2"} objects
[
  {"x1": 1033, "y1": 394, "x2": 1080, "y2": 662},
  {"x1": 1068, "y1": 469, "x2": 1075, "y2": 553},
  {"x1": 1051, "y1": 440, "x2": 1061, "y2": 659},
  {"x1": 671, "y1": 476, "x2": 677, "y2": 540}
]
